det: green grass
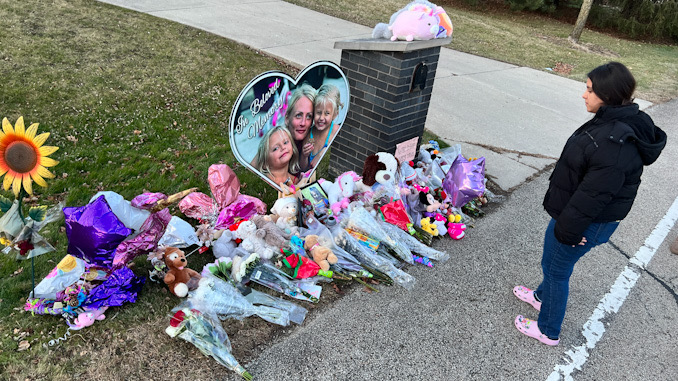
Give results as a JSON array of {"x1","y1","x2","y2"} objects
[
  {"x1": 0, "y1": 0, "x2": 298, "y2": 378},
  {"x1": 284, "y1": 0, "x2": 678, "y2": 103}
]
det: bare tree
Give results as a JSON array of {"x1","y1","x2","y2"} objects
[{"x1": 569, "y1": 0, "x2": 594, "y2": 44}]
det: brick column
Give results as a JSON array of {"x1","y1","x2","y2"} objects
[{"x1": 329, "y1": 38, "x2": 451, "y2": 176}]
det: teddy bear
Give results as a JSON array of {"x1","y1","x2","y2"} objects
[
  {"x1": 250, "y1": 214, "x2": 293, "y2": 249},
  {"x1": 233, "y1": 219, "x2": 276, "y2": 260},
  {"x1": 303, "y1": 235, "x2": 338, "y2": 271},
  {"x1": 270, "y1": 197, "x2": 299, "y2": 235},
  {"x1": 163, "y1": 247, "x2": 202, "y2": 297}
]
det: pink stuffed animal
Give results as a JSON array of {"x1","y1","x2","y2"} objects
[
  {"x1": 448, "y1": 222, "x2": 466, "y2": 240},
  {"x1": 390, "y1": 8, "x2": 439, "y2": 41}
]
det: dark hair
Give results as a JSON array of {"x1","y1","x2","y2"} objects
[{"x1": 587, "y1": 62, "x2": 636, "y2": 106}]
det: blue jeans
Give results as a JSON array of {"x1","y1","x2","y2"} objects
[{"x1": 535, "y1": 218, "x2": 619, "y2": 339}]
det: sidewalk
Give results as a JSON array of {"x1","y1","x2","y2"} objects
[{"x1": 99, "y1": 0, "x2": 652, "y2": 191}]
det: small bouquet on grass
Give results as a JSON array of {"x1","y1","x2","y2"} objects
[{"x1": 166, "y1": 307, "x2": 252, "y2": 381}]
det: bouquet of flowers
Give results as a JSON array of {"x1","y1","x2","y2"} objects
[
  {"x1": 190, "y1": 273, "x2": 292, "y2": 326},
  {"x1": 248, "y1": 262, "x2": 319, "y2": 303},
  {"x1": 343, "y1": 207, "x2": 413, "y2": 264},
  {"x1": 376, "y1": 219, "x2": 449, "y2": 262},
  {"x1": 166, "y1": 307, "x2": 252, "y2": 381}
]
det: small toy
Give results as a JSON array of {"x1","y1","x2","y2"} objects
[
  {"x1": 270, "y1": 197, "x2": 299, "y2": 235},
  {"x1": 448, "y1": 222, "x2": 466, "y2": 240},
  {"x1": 412, "y1": 255, "x2": 433, "y2": 267},
  {"x1": 250, "y1": 214, "x2": 293, "y2": 249},
  {"x1": 69, "y1": 307, "x2": 107, "y2": 330},
  {"x1": 163, "y1": 247, "x2": 202, "y2": 297},
  {"x1": 420, "y1": 217, "x2": 439, "y2": 236},
  {"x1": 372, "y1": 1, "x2": 452, "y2": 42},
  {"x1": 234, "y1": 220, "x2": 276, "y2": 260},
  {"x1": 319, "y1": 171, "x2": 361, "y2": 215},
  {"x1": 303, "y1": 234, "x2": 338, "y2": 271}
]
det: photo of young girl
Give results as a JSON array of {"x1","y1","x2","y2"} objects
[
  {"x1": 305, "y1": 84, "x2": 343, "y2": 168},
  {"x1": 254, "y1": 125, "x2": 301, "y2": 187}
]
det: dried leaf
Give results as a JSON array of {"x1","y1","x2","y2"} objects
[{"x1": 17, "y1": 340, "x2": 30, "y2": 351}]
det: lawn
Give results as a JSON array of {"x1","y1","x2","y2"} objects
[{"x1": 1, "y1": 0, "x2": 675, "y2": 379}]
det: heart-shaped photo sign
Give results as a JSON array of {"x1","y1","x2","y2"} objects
[{"x1": 229, "y1": 61, "x2": 350, "y2": 192}]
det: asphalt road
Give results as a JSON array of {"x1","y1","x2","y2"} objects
[{"x1": 238, "y1": 99, "x2": 677, "y2": 381}]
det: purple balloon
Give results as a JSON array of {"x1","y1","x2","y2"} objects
[
  {"x1": 443, "y1": 155, "x2": 486, "y2": 207},
  {"x1": 63, "y1": 195, "x2": 133, "y2": 268},
  {"x1": 82, "y1": 266, "x2": 145, "y2": 309}
]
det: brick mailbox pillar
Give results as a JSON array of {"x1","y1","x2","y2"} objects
[{"x1": 329, "y1": 37, "x2": 452, "y2": 176}]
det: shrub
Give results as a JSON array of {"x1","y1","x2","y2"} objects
[{"x1": 590, "y1": 0, "x2": 678, "y2": 42}]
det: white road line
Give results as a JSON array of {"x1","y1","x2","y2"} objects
[{"x1": 547, "y1": 196, "x2": 678, "y2": 381}]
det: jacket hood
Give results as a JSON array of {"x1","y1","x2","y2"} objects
[{"x1": 597, "y1": 104, "x2": 667, "y2": 165}]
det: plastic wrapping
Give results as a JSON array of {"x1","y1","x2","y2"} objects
[
  {"x1": 89, "y1": 191, "x2": 151, "y2": 233},
  {"x1": 248, "y1": 263, "x2": 319, "y2": 303},
  {"x1": 166, "y1": 307, "x2": 252, "y2": 381},
  {"x1": 158, "y1": 216, "x2": 200, "y2": 248},
  {"x1": 243, "y1": 288, "x2": 307, "y2": 325},
  {"x1": 376, "y1": 219, "x2": 449, "y2": 262},
  {"x1": 344, "y1": 207, "x2": 413, "y2": 264},
  {"x1": 190, "y1": 274, "x2": 291, "y2": 326},
  {"x1": 331, "y1": 223, "x2": 415, "y2": 290},
  {"x1": 301, "y1": 217, "x2": 364, "y2": 273}
]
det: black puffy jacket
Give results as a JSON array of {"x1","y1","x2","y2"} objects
[{"x1": 543, "y1": 104, "x2": 667, "y2": 245}]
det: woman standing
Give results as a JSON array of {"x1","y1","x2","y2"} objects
[{"x1": 513, "y1": 62, "x2": 667, "y2": 345}]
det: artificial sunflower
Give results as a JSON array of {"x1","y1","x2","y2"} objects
[{"x1": 0, "y1": 117, "x2": 59, "y2": 197}]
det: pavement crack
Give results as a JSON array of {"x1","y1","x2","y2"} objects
[{"x1": 608, "y1": 241, "x2": 632, "y2": 260}]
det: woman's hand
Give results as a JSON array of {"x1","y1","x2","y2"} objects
[
  {"x1": 302, "y1": 142, "x2": 314, "y2": 157},
  {"x1": 572, "y1": 237, "x2": 587, "y2": 247}
]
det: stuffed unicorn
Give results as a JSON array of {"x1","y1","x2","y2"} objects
[{"x1": 320, "y1": 171, "x2": 362, "y2": 215}]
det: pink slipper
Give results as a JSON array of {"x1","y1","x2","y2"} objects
[
  {"x1": 514, "y1": 315, "x2": 559, "y2": 346},
  {"x1": 513, "y1": 285, "x2": 541, "y2": 311}
]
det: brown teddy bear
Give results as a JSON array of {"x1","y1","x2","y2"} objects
[
  {"x1": 303, "y1": 235, "x2": 338, "y2": 271},
  {"x1": 163, "y1": 247, "x2": 201, "y2": 297}
]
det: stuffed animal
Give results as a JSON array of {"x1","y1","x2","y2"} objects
[
  {"x1": 361, "y1": 152, "x2": 400, "y2": 189},
  {"x1": 303, "y1": 235, "x2": 338, "y2": 271},
  {"x1": 420, "y1": 217, "x2": 439, "y2": 236},
  {"x1": 320, "y1": 171, "x2": 361, "y2": 214},
  {"x1": 234, "y1": 220, "x2": 276, "y2": 260},
  {"x1": 372, "y1": 1, "x2": 453, "y2": 41},
  {"x1": 270, "y1": 197, "x2": 299, "y2": 235},
  {"x1": 70, "y1": 307, "x2": 107, "y2": 330},
  {"x1": 250, "y1": 214, "x2": 293, "y2": 248},
  {"x1": 448, "y1": 222, "x2": 466, "y2": 240},
  {"x1": 163, "y1": 247, "x2": 202, "y2": 297}
]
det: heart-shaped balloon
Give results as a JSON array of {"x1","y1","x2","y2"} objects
[{"x1": 229, "y1": 61, "x2": 350, "y2": 192}]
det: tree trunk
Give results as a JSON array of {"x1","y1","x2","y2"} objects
[{"x1": 569, "y1": 0, "x2": 595, "y2": 44}]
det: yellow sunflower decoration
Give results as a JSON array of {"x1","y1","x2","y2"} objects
[{"x1": 0, "y1": 117, "x2": 59, "y2": 197}]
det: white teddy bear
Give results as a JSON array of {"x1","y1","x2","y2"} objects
[
  {"x1": 270, "y1": 197, "x2": 299, "y2": 235},
  {"x1": 233, "y1": 220, "x2": 276, "y2": 260}
]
